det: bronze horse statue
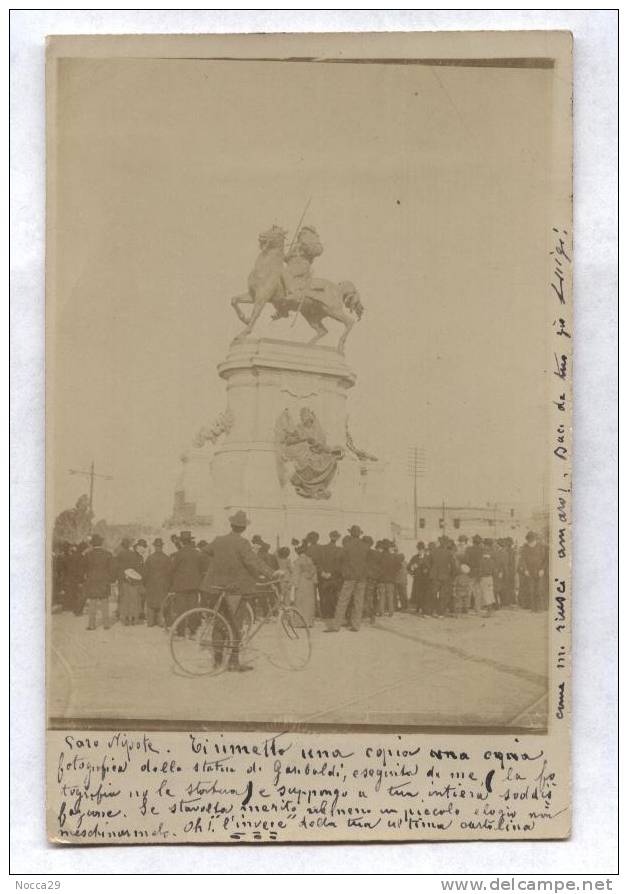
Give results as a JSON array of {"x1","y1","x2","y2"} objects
[{"x1": 230, "y1": 225, "x2": 363, "y2": 353}]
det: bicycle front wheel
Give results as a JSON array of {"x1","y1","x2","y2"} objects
[
  {"x1": 269, "y1": 606, "x2": 312, "y2": 670},
  {"x1": 169, "y1": 608, "x2": 234, "y2": 676}
]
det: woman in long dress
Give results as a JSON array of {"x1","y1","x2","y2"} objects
[
  {"x1": 292, "y1": 545, "x2": 317, "y2": 626},
  {"x1": 276, "y1": 546, "x2": 294, "y2": 605},
  {"x1": 119, "y1": 568, "x2": 143, "y2": 625},
  {"x1": 408, "y1": 542, "x2": 431, "y2": 615}
]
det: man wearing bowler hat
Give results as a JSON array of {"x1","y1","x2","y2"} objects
[
  {"x1": 362, "y1": 535, "x2": 381, "y2": 624},
  {"x1": 517, "y1": 531, "x2": 548, "y2": 612},
  {"x1": 316, "y1": 530, "x2": 343, "y2": 620},
  {"x1": 84, "y1": 534, "x2": 115, "y2": 631},
  {"x1": 143, "y1": 538, "x2": 172, "y2": 627},
  {"x1": 408, "y1": 541, "x2": 431, "y2": 614},
  {"x1": 201, "y1": 510, "x2": 279, "y2": 671},
  {"x1": 170, "y1": 530, "x2": 205, "y2": 618},
  {"x1": 326, "y1": 524, "x2": 369, "y2": 632},
  {"x1": 429, "y1": 534, "x2": 458, "y2": 616},
  {"x1": 116, "y1": 536, "x2": 143, "y2": 625},
  {"x1": 377, "y1": 539, "x2": 399, "y2": 617}
]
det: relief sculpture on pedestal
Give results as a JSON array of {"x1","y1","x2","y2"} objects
[{"x1": 275, "y1": 407, "x2": 344, "y2": 499}]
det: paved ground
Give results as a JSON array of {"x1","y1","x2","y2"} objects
[{"x1": 49, "y1": 605, "x2": 548, "y2": 730}]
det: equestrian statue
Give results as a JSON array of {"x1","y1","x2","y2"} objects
[{"x1": 230, "y1": 224, "x2": 363, "y2": 353}]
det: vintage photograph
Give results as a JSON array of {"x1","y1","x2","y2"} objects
[{"x1": 47, "y1": 33, "x2": 566, "y2": 733}]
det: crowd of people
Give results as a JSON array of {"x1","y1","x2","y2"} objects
[
  {"x1": 405, "y1": 532, "x2": 549, "y2": 617},
  {"x1": 52, "y1": 515, "x2": 550, "y2": 640}
]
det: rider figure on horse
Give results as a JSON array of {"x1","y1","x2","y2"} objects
[
  {"x1": 230, "y1": 222, "x2": 363, "y2": 353},
  {"x1": 273, "y1": 226, "x2": 324, "y2": 320}
]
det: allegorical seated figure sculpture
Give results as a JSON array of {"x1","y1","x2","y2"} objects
[
  {"x1": 275, "y1": 407, "x2": 344, "y2": 499},
  {"x1": 230, "y1": 224, "x2": 363, "y2": 353}
]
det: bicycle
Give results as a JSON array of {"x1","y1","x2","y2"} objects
[
  {"x1": 160, "y1": 590, "x2": 255, "y2": 635},
  {"x1": 169, "y1": 579, "x2": 311, "y2": 676}
]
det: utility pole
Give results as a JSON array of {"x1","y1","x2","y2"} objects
[
  {"x1": 407, "y1": 446, "x2": 426, "y2": 540},
  {"x1": 68, "y1": 461, "x2": 113, "y2": 528}
]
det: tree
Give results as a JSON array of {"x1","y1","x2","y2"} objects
[{"x1": 53, "y1": 494, "x2": 93, "y2": 544}]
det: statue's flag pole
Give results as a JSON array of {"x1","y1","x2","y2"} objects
[
  {"x1": 287, "y1": 197, "x2": 311, "y2": 256},
  {"x1": 288, "y1": 198, "x2": 312, "y2": 327}
]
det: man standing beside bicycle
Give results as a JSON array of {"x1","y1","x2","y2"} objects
[
  {"x1": 170, "y1": 530, "x2": 206, "y2": 619},
  {"x1": 200, "y1": 510, "x2": 281, "y2": 672}
]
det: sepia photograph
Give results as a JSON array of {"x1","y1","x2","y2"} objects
[
  {"x1": 9, "y1": 5, "x2": 622, "y2": 867},
  {"x1": 47, "y1": 32, "x2": 569, "y2": 736}
]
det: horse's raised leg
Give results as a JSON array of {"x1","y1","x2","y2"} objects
[
  {"x1": 233, "y1": 289, "x2": 273, "y2": 341},
  {"x1": 241, "y1": 297, "x2": 266, "y2": 334},
  {"x1": 231, "y1": 293, "x2": 253, "y2": 325}
]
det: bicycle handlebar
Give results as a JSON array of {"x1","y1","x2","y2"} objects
[{"x1": 203, "y1": 580, "x2": 281, "y2": 595}]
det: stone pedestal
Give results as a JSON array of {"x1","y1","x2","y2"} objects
[{"x1": 174, "y1": 338, "x2": 391, "y2": 544}]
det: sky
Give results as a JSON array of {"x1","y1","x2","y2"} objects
[{"x1": 51, "y1": 56, "x2": 553, "y2": 525}]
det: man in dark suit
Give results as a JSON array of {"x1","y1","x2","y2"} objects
[
  {"x1": 201, "y1": 511, "x2": 277, "y2": 671},
  {"x1": 500, "y1": 537, "x2": 516, "y2": 606},
  {"x1": 517, "y1": 531, "x2": 548, "y2": 611},
  {"x1": 465, "y1": 534, "x2": 497, "y2": 614},
  {"x1": 85, "y1": 534, "x2": 115, "y2": 630},
  {"x1": 377, "y1": 539, "x2": 399, "y2": 617},
  {"x1": 204, "y1": 513, "x2": 275, "y2": 594},
  {"x1": 429, "y1": 535, "x2": 458, "y2": 616},
  {"x1": 115, "y1": 537, "x2": 144, "y2": 625},
  {"x1": 362, "y1": 534, "x2": 381, "y2": 623},
  {"x1": 392, "y1": 544, "x2": 408, "y2": 611},
  {"x1": 316, "y1": 530, "x2": 343, "y2": 620},
  {"x1": 408, "y1": 541, "x2": 432, "y2": 614},
  {"x1": 326, "y1": 525, "x2": 369, "y2": 632},
  {"x1": 54, "y1": 542, "x2": 71, "y2": 611},
  {"x1": 143, "y1": 538, "x2": 172, "y2": 627},
  {"x1": 67, "y1": 543, "x2": 87, "y2": 616},
  {"x1": 170, "y1": 530, "x2": 205, "y2": 617}
]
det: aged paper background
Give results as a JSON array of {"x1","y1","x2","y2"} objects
[
  {"x1": 48, "y1": 34, "x2": 571, "y2": 841},
  {"x1": 44, "y1": 29, "x2": 573, "y2": 846},
  {"x1": 7, "y1": 7, "x2": 617, "y2": 876}
]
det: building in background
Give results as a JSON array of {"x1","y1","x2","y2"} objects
[{"x1": 392, "y1": 501, "x2": 548, "y2": 553}]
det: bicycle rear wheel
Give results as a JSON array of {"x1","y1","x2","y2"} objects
[
  {"x1": 169, "y1": 608, "x2": 234, "y2": 676},
  {"x1": 269, "y1": 606, "x2": 312, "y2": 670}
]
